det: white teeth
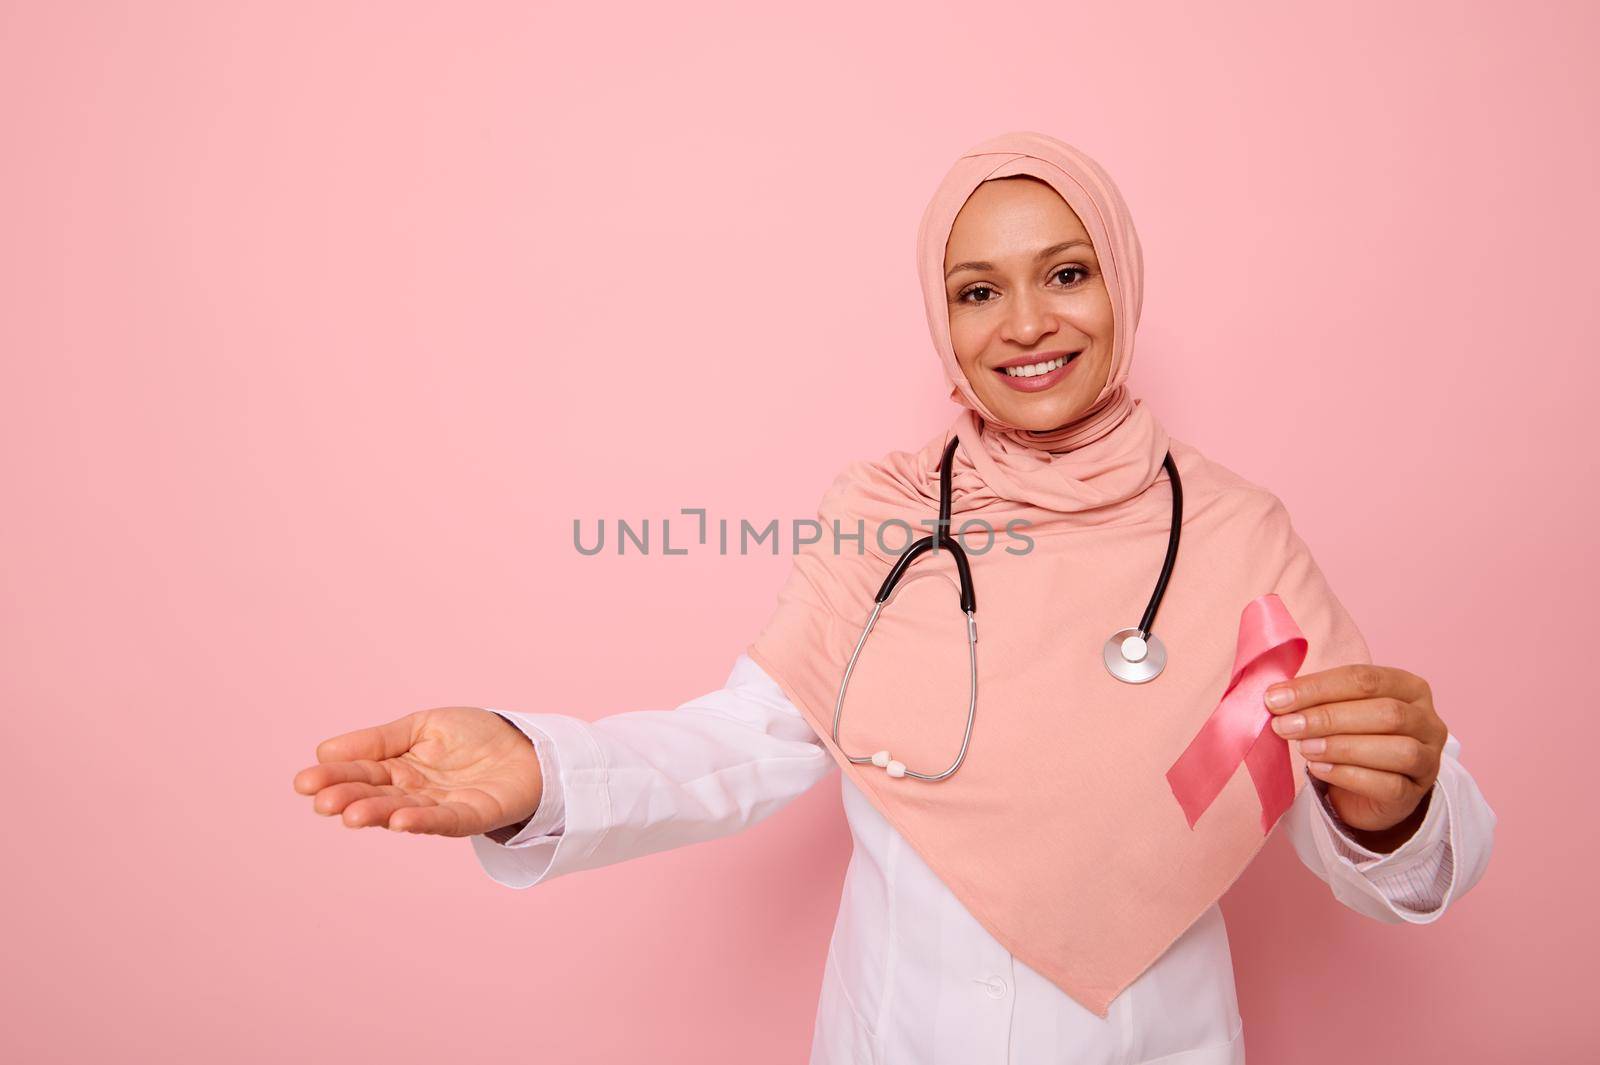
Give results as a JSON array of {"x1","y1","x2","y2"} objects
[{"x1": 1002, "y1": 355, "x2": 1069, "y2": 378}]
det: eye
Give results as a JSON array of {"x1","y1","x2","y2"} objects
[{"x1": 954, "y1": 266, "x2": 1089, "y2": 305}]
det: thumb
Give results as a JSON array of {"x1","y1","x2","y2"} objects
[{"x1": 315, "y1": 713, "x2": 419, "y2": 764}]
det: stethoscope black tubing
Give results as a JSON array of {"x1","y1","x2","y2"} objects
[
  {"x1": 872, "y1": 436, "x2": 976, "y2": 613},
  {"x1": 870, "y1": 435, "x2": 1181, "y2": 635},
  {"x1": 1137, "y1": 452, "x2": 1182, "y2": 640}
]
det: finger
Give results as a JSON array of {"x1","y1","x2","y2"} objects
[
  {"x1": 1265, "y1": 664, "x2": 1428, "y2": 715},
  {"x1": 1304, "y1": 761, "x2": 1422, "y2": 806},
  {"x1": 342, "y1": 792, "x2": 437, "y2": 830},
  {"x1": 1296, "y1": 733, "x2": 1437, "y2": 786},
  {"x1": 390, "y1": 800, "x2": 488, "y2": 838},
  {"x1": 314, "y1": 714, "x2": 420, "y2": 765},
  {"x1": 310, "y1": 780, "x2": 400, "y2": 818},
  {"x1": 1271, "y1": 696, "x2": 1429, "y2": 742},
  {"x1": 293, "y1": 759, "x2": 394, "y2": 796}
]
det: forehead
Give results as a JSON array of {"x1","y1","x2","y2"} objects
[{"x1": 945, "y1": 175, "x2": 1091, "y2": 261}]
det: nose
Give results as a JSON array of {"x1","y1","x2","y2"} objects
[{"x1": 996, "y1": 287, "x2": 1058, "y2": 348}]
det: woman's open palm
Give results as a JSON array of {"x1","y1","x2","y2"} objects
[{"x1": 292, "y1": 707, "x2": 541, "y2": 837}]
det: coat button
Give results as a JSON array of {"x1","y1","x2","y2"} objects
[{"x1": 982, "y1": 976, "x2": 1007, "y2": 999}]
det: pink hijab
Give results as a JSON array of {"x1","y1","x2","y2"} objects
[{"x1": 746, "y1": 131, "x2": 1370, "y2": 1018}]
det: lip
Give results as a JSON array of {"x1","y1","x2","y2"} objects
[{"x1": 991, "y1": 350, "x2": 1081, "y2": 393}]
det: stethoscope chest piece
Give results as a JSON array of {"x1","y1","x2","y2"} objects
[{"x1": 1103, "y1": 627, "x2": 1168, "y2": 684}]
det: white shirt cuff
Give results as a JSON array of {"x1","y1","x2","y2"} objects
[{"x1": 1310, "y1": 768, "x2": 1454, "y2": 916}]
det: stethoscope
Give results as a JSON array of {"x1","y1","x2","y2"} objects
[{"x1": 830, "y1": 434, "x2": 1184, "y2": 781}]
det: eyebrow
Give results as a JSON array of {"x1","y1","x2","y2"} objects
[{"x1": 944, "y1": 239, "x2": 1094, "y2": 281}]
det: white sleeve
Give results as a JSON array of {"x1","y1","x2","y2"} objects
[
  {"x1": 469, "y1": 653, "x2": 836, "y2": 889},
  {"x1": 1282, "y1": 730, "x2": 1497, "y2": 923}
]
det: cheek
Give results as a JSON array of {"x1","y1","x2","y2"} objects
[
  {"x1": 948, "y1": 316, "x2": 987, "y2": 371},
  {"x1": 1090, "y1": 292, "x2": 1116, "y2": 341},
  {"x1": 1066, "y1": 299, "x2": 1113, "y2": 341}
]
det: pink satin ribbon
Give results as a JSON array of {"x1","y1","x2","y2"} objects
[{"x1": 1167, "y1": 593, "x2": 1308, "y2": 833}]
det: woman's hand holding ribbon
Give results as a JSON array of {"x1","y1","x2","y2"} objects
[{"x1": 1265, "y1": 664, "x2": 1447, "y2": 850}]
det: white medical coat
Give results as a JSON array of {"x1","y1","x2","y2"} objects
[{"x1": 471, "y1": 653, "x2": 1495, "y2": 1064}]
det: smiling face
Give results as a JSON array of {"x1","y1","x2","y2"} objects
[{"x1": 943, "y1": 176, "x2": 1115, "y2": 431}]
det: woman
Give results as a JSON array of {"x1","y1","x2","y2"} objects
[{"x1": 293, "y1": 132, "x2": 1496, "y2": 1064}]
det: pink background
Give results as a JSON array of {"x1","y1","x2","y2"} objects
[{"x1": 3, "y1": 2, "x2": 1591, "y2": 1060}]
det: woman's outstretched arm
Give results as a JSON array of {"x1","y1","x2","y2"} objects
[
  {"x1": 1280, "y1": 728, "x2": 1496, "y2": 923},
  {"x1": 471, "y1": 653, "x2": 836, "y2": 889}
]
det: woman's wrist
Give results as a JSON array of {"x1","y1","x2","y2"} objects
[
  {"x1": 1336, "y1": 789, "x2": 1432, "y2": 854},
  {"x1": 486, "y1": 711, "x2": 544, "y2": 842}
]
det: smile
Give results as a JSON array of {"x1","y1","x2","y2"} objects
[
  {"x1": 1002, "y1": 354, "x2": 1071, "y2": 377},
  {"x1": 992, "y1": 351, "x2": 1081, "y2": 392}
]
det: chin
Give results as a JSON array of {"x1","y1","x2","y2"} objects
[{"x1": 986, "y1": 395, "x2": 1093, "y2": 431}]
